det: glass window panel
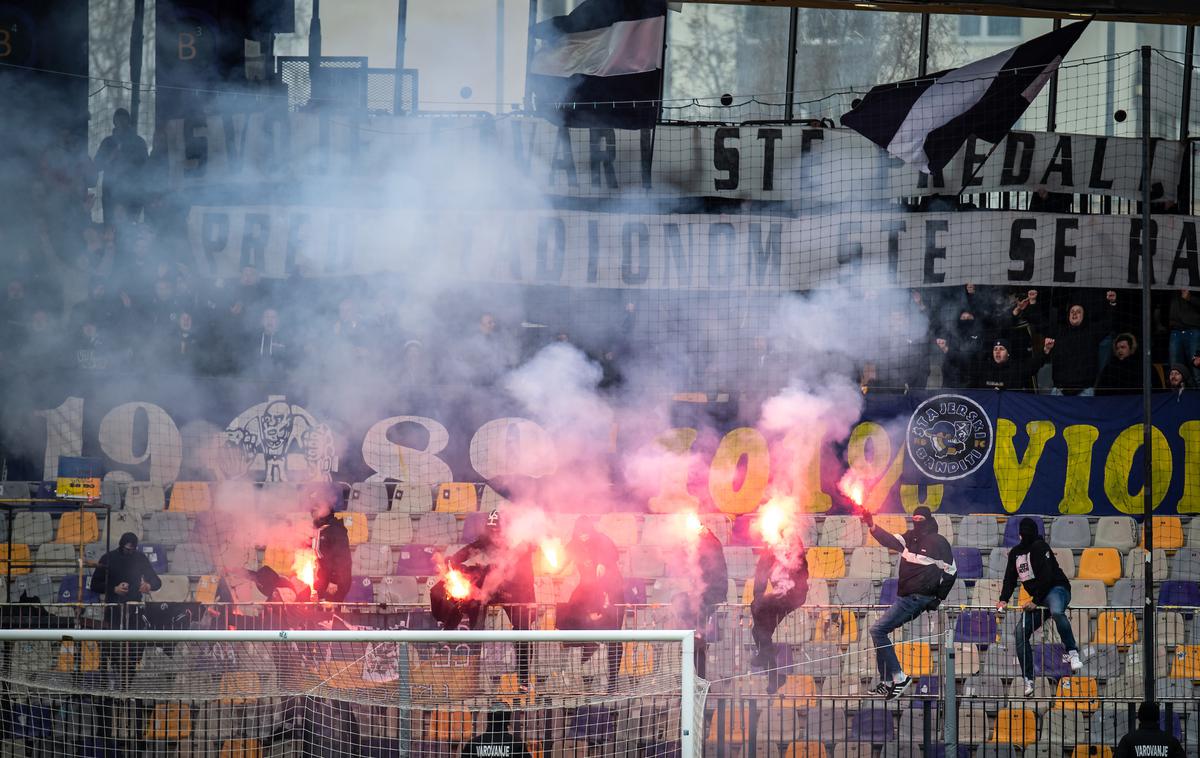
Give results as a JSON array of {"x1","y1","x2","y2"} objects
[
  {"x1": 988, "y1": 17, "x2": 1021, "y2": 38},
  {"x1": 958, "y1": 16, "x2": 981, "y2": 38}
]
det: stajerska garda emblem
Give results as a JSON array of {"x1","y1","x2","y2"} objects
[{"x1": 906, "y1": 394, "x2": 994, "y2": 481}]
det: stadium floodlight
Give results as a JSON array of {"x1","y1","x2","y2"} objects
[{"x1": 0, "y1": 627, "x2": 704, "y2": 757}]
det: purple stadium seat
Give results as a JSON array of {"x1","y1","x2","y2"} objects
[
  {"x1": 879, "y1": 578, "x2": 898, "y2": 606},
  {"x1": 952, "y1": 548, "x2": 983, "y2": 579},
  {"x1": 955, "y1": 611, "x2": 998, "y2": 644},
  {"x1": 623, "y1": 578, "x2": 648, "y2": 605},
  {"x1": 460, "y1": 512, "x2": 488, "y2": 544},
  {"x1": 851, "y1": 708, "x2": 894, "y2": 741},
  {"x1": 394, "y1": 545, "x2": 438, "y2": 576},
  {"x1": 344, "y1": 576, "x2": 374, "y2": 603},
  {"x1": 730, "y1": 514, "x2": 759, "y2": 546},
  {"x1": 1003, "y1": 515, "x2": 1044, "y2": 547},
  {"x1": 139, "y1": 543, "x2": 169, "y2": 573},
  {"x1": 1158, "y1": 581, "x2": 1200, "y2": 608},
  {"x1": 911, "y1": 675, "x2": 939, "y2": 705},
  {"x1": 1031, "y1": 643, "x2": 1070, "y2": 678},
  {"x1": 568, "y1": 706, "x2": 616, "y2": 744},
  {"x1": 56, "y1": 575, "x2": 100, "y2": 605}
]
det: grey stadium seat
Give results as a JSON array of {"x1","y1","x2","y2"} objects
[
  {"x1": 142, "y1": 512, "x2": 190, "y2": 545},
  {"x1": 411, "y1": 512, "x2": 457, "y2": 544},
  {"x1": 352, "y1": 544, "x2": 392, "y2": 576},
  {"x1": 124, "y1": 482, "x2": 165, "y2": 513},
  {"x1": 1170, "y1": 547, "x2": 1200, "y2": 581},
  {"x1": 374, "y1": 576, "x2": 420, "y2": 604},
  {"x1": 169, "y1": 544, "x2": 214, "y2": 575},
  {"x1": 348, "y1": 482, "x2": 389, "y2": 513},
  {"x1": 390, "y1": 483, "x2": 433, "y2": 513},
  {"x1": 370, "y1": 513, "x2": 414, "y2": 545},
  {"x1": 1093, "y1": 516, "x2": 1136, "y2": 551},
  {"x1": 1049, "y1": 515, "x2": 1092, "y2": 548},
  {"x1": 1109, "y1": 577, "x2": 1136, "y2": 607},
  {"x1": 12, "y1": 512, "x2": 53, "y2": 545},
  {"x1": 985, "y1": 547, "x2": 1008, "y2": 579},
  {"x1": 107, "y1": 512, "x2": 144, "y2": 542},
  {"x1": 957, "y1": 515, "x2": 1000, "y2": 548},
  {"x1": 0, "y1": 481, "x2": 32, "y2": 500},
  {"x1": 834, "y1": 578, "x2": 873, "y2": 606}
]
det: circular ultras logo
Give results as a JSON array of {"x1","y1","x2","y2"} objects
[{"x1": 906, "y1": 394, "x2": 994, "y2": 481}]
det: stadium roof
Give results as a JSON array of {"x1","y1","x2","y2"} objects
[{"x1": 688, "y1": 1, "x2": 1200, "y2": 25}]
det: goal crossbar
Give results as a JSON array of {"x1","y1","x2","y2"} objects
[{"x1": 0, "y1": 627, "x2": 698, "y2": 757}]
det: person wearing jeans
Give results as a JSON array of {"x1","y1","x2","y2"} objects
[
  {"x1": 860, "y1": 506, "x2": 957, "y2": 700},
  {"x1": 997, "y1": 517, "x2": 1083, "y2": 695}
]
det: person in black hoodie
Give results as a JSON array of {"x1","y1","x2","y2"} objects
[
  {"x1": 560, "y1": 516, "x2": 624, "y2": 693},
  {"x1": 90, "y1": 532, "x2": 163, "y2": 685},
  {"x1": 1044, "y1": 302, "x2": 1109, "y2": 396},
  {"x1": 860, "y1": 506, "x2": 956, "y2": 700},
  {"x1": 750, "y1": 540, "x2": 807, "y2": 694},
  {"x1": 310, "y1": 492, "x2": 351, "y2": 602},
  {"x1": 1115, "y1": 701, "x2": 1186, "y2": 758},
  {"x1": 975, "y1": 338, "x2": 1046, "y2": 391},
  {"x1": 450, "y1": 509, "x2": 536, "y2": 690},
  {"x1": 996, "y1": 517, "x2": 1083, "y2": 696},
  {"x1": 460, "y1": 701, "x2": 532, "y2": 758},
  {"x1": 672, "y1": 520, "x2": 728, "y2": 680},
  {"x1": 1095, "y1": 333, "x2": 1162, "y2": 395}
]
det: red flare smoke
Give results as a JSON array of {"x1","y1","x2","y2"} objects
[
  {"x1": 837, "y1": 473, "x2": 868, "y2": 511},
  {"x1": 758, "y1": 498, "x2": 789, "y2": 547},
  {"x1": 292, "y1": 549, "x2": 316, "y2": 593}
]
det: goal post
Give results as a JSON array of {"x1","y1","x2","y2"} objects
[{"x1": 0, "y1": 627, "x2": 702, "y2": 757}]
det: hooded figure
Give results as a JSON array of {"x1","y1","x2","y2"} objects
[
  {"x1": 459, "y1": 701, "x2": 533, "y2": 758},
  {"x1": 90, "y1": 532, "x2": 162, "y2": 604},
  {"x1": 311, "y1": 504, "x2": 351, "y2": 603},
  {"x1": 996, "y1": 517, "x2": 1081, "y2": 696},
  {"x1": 559, "y1": 517, "x2": 625, "y2": 693},
  {"x1": 750, "y1": 537, "x2": 808, "y2": 693},
  {"x1": 860, "y1": 506, "x2": 956, "y2": 700},
  {"x1": 1114, "y1": 702, "x2": 1186, "y2": 758}
]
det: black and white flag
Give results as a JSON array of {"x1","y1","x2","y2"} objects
[
  {"x1": 841, "y1": 20, "x2": 1090, "y2": 174},
  {"x1": 527, "y1": 0, "x2": 667, "y2": 129}
]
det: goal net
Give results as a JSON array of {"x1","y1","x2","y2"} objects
[{"x1": 0, "y1": 628, "x2": 705, "y2": 757}]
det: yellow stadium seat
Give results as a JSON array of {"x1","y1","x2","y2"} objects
[
  {"x1": 1053, "y1": 676, "x2": 1099, "y2": 712},
  {"x1": 167, "y1": 482, "x2": 212, "y2": 512},
  {"x1": 335, "y1": 512, "x2": 368, "y2": 546},
  {"x1": 220, "y1": 740, "x2": 263, "y2": 758},
  {"x1": 896, "y1": 642, "x2": 933, "y2": 677},
  {"x1": 770, "y1": 675, "x2": 819, "y2": 709},
  {"x1": 57, "y1": 641, "x2": 100, "y2": 673},
  {"x1": 991, "y1": 708, "x2": 1037, "y2": 746},
  {"x1": 497, "y1": 673, "x2": 536, "y2": 708},
  {"x1": 194, "y1": 575, "x2": 221, "y2": 604},
  {"x1": 0, "y1": 544, "x2": 30, "y2": 576},
  {"x1": 806, "y1": 547, "x2": 846, "y2": 579},
  {"x1": 1143, "y1": 516, "x2": 1184, "y2": 550},
  {"x1": 1169, "y1": 645, "x2": 1200, "y2": 679},
  {"x1": 784, "y1": 742, "x2": 828, "y2": 758},
  {"x1": 220, "y1": 672, "x2": 263, "y2": 704},
  {"x1": 866, "y1": 515, "x2": 907, "y2": 547},
  {"x1": 434, "y1": 482, "x2": 478, "y2": 513},
  {"x1": 262, "y1": 545, "x2": 294, "y2": 575},
  {"x1": 620, "y1": 642, "x2": 655, "y2": 676},
  {"x1": 1076, "y1": 548, "x2": 1122, "y2": 586},
  {"x1": 813, "y1": 610, "x2": 858, "y2": 645},
  {"x1": 145, "y1": 703, "x2": 192, "y2": 739},
  {"x1": 1071, "y1": 746, "x2": 1113, "y2": 758},
  {"x1": 706, "y1": 704, "x2": 750, "y2": 743},
  {"x1": 55, "y1": 511, "x2": 99, "y2": 544},
  {"x1": 425, "y1": 708, "x2": 476, "y2": 742},
  {"x1": 1094, "y1": 611, "x2": 1138, "y2": 646}
]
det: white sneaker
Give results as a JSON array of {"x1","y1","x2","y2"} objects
[
  {"x1": 1067, "y1": 650, "x2": 1084, "y2": 671},
  {"x1": 1022, "y1": 678, "x2": 1035, "y2": 697}
]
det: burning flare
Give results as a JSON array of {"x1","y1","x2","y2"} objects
[
  {"x1": 838, "y1": 473, "x2": 866, "y2": 510},
  {"x1": 758, "y1": 497, "x2": 790, "y2": 547},
  {"x1": 444, "y1": 567, "x2": 472, "y2": 600},
  {"x1": 539, "y1": 538, "x2": 564, "y2": 573},
  {"x1": 683, "y1": 511, "x2": 704, "y2": 537},
  {"x1": 292, "y1": 549, "x2": 316, "y2": 592}
]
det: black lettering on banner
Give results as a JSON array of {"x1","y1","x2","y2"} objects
[
  {"x1": 199, "y1": 213, "x2": 230, "y2": 273},
  {"x1": 1008, "y1": 218, "x2": 1037, "y2": 281},
  {"x1": 241, "y1": 213, "x2": 271, "y2": 271},
  {"x1": 536, "y1": 217, "x2": 566, "y2": 282},
  {"x1": 714, "y1": 128, "x2": 740, "y2": 191},
  {"x1": 708, "y1": 223, "x2": 736, "y2": 286},
  {"x1": 748, "y1": 223, "x2": 782, "y2": 286},
  {"x1": 589, "y1": 129, "x2": 618, "y2": 189},
  {"x1": 663, "y1": 223, "x2": 691, "y2": 286},
  {"x1": 550, "y1": 126, "x2": 579, "y2": 188},
  {"x1": 923, "y1": 220, "x2": 948, "y2": 284},
  {"x1": 797, "y1": 128, "x2": 824, "y2": 188},
  {"x1": 1128, "y1": 218, "x2": 1158, "y2": 284},
  {"x1": 1038, "y1": 135, "x2": 1074, "y2": 186},
  {"x1": 184, "y1": 117, "x2": 209, "y2": 179},
  {"x1": 1000, "y1": 133, "x2": 1036, "y2": 185},
  {"x1": 1053, "y1": 218, "x2": 1079, "y2": 283},
  {"x1": 1168, "y1": 222, "x2": 1199, "y2": 286},
  {"x1": 836, "y1": 221, "x2": 863, "y2": 284},
  {"x1": 960, "y1": 137, "x2": 988, "y2": 188},
  {"x1": 1088, "y1": 137, "x2": 1114, "y2": 190},
  {"x1": 884, "y1": 219, "x2": 906, "y2": 279},
  {"x1": 621, "y1": 222, "x2": 650, "y2": 285},
  {"x1": 510, "y1": 121, "x2": 535, "y2": 175},
  {"x1": 917, "y1": 164, "x2": 946, "y2": 190},
  {"x1": 639, "y1": 128, "x2": 654, "y2": 189},
  {"x1": 799, "y1": 128, "x2": 823, "y2": 154},
  {"x1": 756, "y1": 129, "x2": 783, "y2": 191},
  {"x1": 587, "y1": 220, "x2": 601, "y2": 283},
  {"x1": 284, "y1": 213, "x2": 310, "y2": 276}
]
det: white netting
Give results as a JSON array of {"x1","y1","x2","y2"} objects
[{"x1": 0, "y1": 630, "x2": 706, "y2": 757}]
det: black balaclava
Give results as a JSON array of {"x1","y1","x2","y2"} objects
[
  {"x1": 1018, "y1": 517, "x2": 1040, "y2": 546},
  {"x1": 912, "y1": 507, "x2": 936, "y2": 535},
  {"x1": 119, "y1": 532, "x2": 139, "y2": 550}
]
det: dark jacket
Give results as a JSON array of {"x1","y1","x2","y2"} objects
[
  {"x1": 697, "y1": 528, "x2": 728, "y2": 609},
  {"x1": 1115, "y1": 725, "x2": 1186, "y2": 758},
  {"x1": 870, "y1": 523, "x2": 956, "y2": 600},
  {"x1": 752, "y1": 547, "x2": 808, "y2": 606},
  {"x1": 451, "y1": 532, "x2": 535, "y2": 604},
  {"x1": 312, "y1": 514, "x2": 351, "y2": 602},
  {"x1": 976, "y1": 351, "x2": 1043, "y2": 391},
  {"x1": 90, "y1": 544, "x2": 162, "y2": 603},
  {"x1": 1096, "y1": 354, "x2": 1161, "y2": 395},
  {"x1": 1048, "y1": 320, "x2": 1105, "y2": 392},
  {"x1": 460, "y1": 709, "x2": 532, "y2": 758},
  {"x1": 999, "y1": 537, "x2": 1069, "y2": 605}
]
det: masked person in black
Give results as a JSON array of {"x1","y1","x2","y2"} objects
[
  {"x1": 750, "y1": 539, "x2": 807, "y2": 694},
  {"x1": 460, "y1": 701, "x2": 532, "y2": 758},
  {"x1": 996, "y1": 517, "x2": 1083, "y2": 696},
  {"x1": 672, "y1": 518, "x2": 727, "y2": 680},
  {"x1": 1115, "y1": 701, "x2": 1186, "y2": 758},
  {"x1": 448, "y1": 510, "x2": 536, "y2": 691},
  {"x1": 860, "y1": 506, "x2": 956, "y2": 700},
  {"x1": 559, "y1": 517, "x2": 624, "y2": 693},
  {"x1": 90, "y1": 532, "x2": 163, "y2": 684},
  {"x1": 310, "y1": 491, "x2": 351, "y2": 603}
]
